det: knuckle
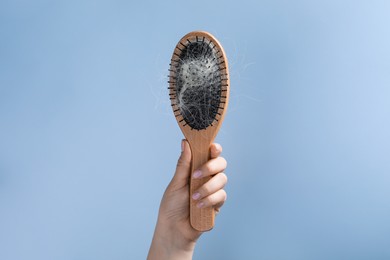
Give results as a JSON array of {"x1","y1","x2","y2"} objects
[
  {"x1": 219, "y1": 172, "x2": 228, "y2": 184},
  {"x1": 204, "y1": 196, "x2": 215, "y2": 206},
  {"x1": 211, "y1": 144, "x2": 219, "y2": 155},
  {"x1": 208, "y1": 190, "x2": 227, "y2": 206},
  {"x1": 176, "y1": 158, "x2": 189, "y2": 169},
  {"x1": 176, "y1": 160, "x2": 181, "y2": 168},
  {"x1": 220, "y1": 157, "x2": 227, "y2": 168},
  {"x1": 216, "y1": 143, "x2": 223, "y2": 153},
  {"x1": 213, "y1": 143, "x2": 222, "y2": 155},
  {"x1": 222, "y1": 190, "x2": 227, "y2": 201}
]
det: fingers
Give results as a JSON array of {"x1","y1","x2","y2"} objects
[
  {"x1": 190, "y1": 143, "x2": 228, "y2": 210},
  {"x1": 192, "y1": 172, "x2": 228, "y2": 208},
  {"x1": 192, "y1": 156, "x2": 227, "y2": 179},
  {"x1": 192, "y1": 172, "x2": 227, "y2": 200},
  {"x1": 194, "y1": 189, "x2": 227, "y2": 209},
  {"x1": 214, "y1": 199, "x2": 226, "y2": 213},
  {"x1": 173, "y1": 141, "x2": 224, "y2": 182},
  {"x1": 173, "y1": 141, "x2": 228, "y2": 211}
]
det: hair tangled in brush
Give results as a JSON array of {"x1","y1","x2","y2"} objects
[{"x1": 173, "y1": 41, "x2": 222, "y2": 130}]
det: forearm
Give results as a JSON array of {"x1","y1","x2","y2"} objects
[{"x1": 147, "y1": 221, "x2": 196, "y2": 260}]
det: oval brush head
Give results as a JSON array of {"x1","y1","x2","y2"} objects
[{"x1": 169, "y1": 31, "x2": 230, "y2": 231}]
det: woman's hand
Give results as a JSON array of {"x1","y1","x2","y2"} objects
[{"x1": 147, "y1": 140, "x2": 228, "y2": 260}]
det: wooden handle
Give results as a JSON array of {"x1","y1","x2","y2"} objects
[{"x1": 190, "y1": 143, "x2": 215, "y2": 231}]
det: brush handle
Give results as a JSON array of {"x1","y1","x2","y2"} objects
[{"x1": 190, "y1": 143, "x2": 215, "y2": 232}]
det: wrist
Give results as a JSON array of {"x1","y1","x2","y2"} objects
[{"x1": 147, "y1": 219, "x2": 196, "y2": 260}]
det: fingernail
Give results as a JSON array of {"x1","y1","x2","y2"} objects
[
  {"x1": 197, "y1": 202, "x2": 204, "y2": 208},
  {"x1": 193, "y1": 170, "x2": 202, "y2": 179},
  {"x1": 181, "y1": 139, "x2": 185, "y2": 152},
  {"x1": 192, "y1": 192, "x2": 201, "y2": 200}
]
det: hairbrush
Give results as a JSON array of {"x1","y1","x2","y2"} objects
[{"x1": 168, "y1": 31, "x2": 230, "y2": 231}]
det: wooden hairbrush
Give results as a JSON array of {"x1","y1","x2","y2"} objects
[{"x1": 168, "y1": 31, "x2": 230, "y2": 231}]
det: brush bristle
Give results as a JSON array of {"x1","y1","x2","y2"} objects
[{"x1": 171, "y1": 39, "x2": 223, "y2": 130}]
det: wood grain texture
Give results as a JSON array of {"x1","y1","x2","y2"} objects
[{"x1": 169, "y1": 31, "x2": 230, "y2": 231}]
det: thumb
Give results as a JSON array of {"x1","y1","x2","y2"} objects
[{"x1": 173, "y1": 139, "x2": 192, "y2": 182}]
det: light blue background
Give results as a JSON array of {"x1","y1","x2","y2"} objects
[{"x1": 1, "y1": 0, "x2": 390, "y2": 259}]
